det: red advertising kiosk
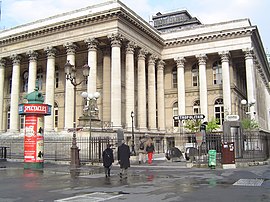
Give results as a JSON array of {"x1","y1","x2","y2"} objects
[{"x1": 19, "y1": 88, "x2": 51, "y2": 169}]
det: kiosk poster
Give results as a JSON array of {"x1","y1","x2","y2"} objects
[
  {"x1": 36, "y1": 116, "x2": 44, "y2": 161},
  {"x1": 24, "y1": 115, "x2": 37, "y2": 162}
]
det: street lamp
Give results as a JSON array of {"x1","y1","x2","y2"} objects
[
  {"x1": 81, "y1": 91, "x2": 100, "y2": 139},
  {"x1": 241, "y1": 98, "x2": 256, "y2": 119},
  {"x1": 130, "y1": 111, "x2": 136, "y2": 156},
  {"x1": 65, "y1": 60, "x2": 90, "y2": 168}
]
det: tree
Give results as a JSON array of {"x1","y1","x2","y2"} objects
[
  {"x1": 184, "y1": 119, "x2": 201, "y2": 133},
  {"x1": 241, "y1": 118, "x2": 259, "y2": 131},
  {"x1": 206, "y1": 118, "x2": 220, "y2": 133}
]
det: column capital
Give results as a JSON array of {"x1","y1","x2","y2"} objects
[
  {"x1": 0, "y1": 58, "x2": 6, "y2": 68},
  {"x1": 27, "y1": 50, "x2": 38, "y2": 61},
  {"x1": 10, "y1": 54, "x2": 22, "y2": 65},
  {"x1": 148, "y1": 55, "x2": 158, "y2": 65},
  {"x1": 108, "y1": 33, "x2": 123, "y2": 47},
  {"x1": 44, "y1": 46, "x2": 57, "y2": 58},
  {"x1": 63, "y1": 42, "x2": 77, "y2": 55},
  {"x1": 243, "y1": 48, "x2": 254, "y2": 59},
  {"x1": 196, "y1": 54, "x2": 207, "y2": 65},
  {"x1": 219, "y1": 51, "x2": 230, "y2": 62},
  {"x1": 138, "y1": 49, "x2": 148, "y2": 60},
  {"x1": 85, "y1": 38, "x2": 99, "y2": 51},
  {"x1": 157, "y1": 60, "x2": 165, "y2": 70},
  {"x1": 126, "y1": 41, "x2": 137, "y2": 54},
  {"x1": 174, "y1": 57, "x2": 186, "y2": 67}
]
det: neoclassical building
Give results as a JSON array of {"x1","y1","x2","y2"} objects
[{"x1": 0, "y1": 0, "x2": 270, "y2": 137}]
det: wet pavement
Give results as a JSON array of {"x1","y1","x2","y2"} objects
[{"x1": 0, "y1": 159, "x2": 270, "y2": 202}]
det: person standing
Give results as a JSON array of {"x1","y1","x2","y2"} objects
[
  {"x1": 102, "y1": 144, "x2": 114, "y2": 178},
  {"x1": 146, "y1": 141, "x2": 155, "y2": 164},
  {"x1": 138, "y1": 138, "x2": 146, "y2": 164},
  {"x1": 117, "y1": 140, "x2": 130, "y2": 179}
]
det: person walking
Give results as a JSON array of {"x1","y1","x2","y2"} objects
[
  {"x1": 102, "y1": 144, "x2": 114, "y2": 178},
  {"x1": 138, "y1": 138, "x2": 146, "y2": 164},
  {"x1": 146, "y1": 140, "x2": 155, "y2": 164},
  {"x1": 117, "y1": 140, "x2": 130, "y2": 179}
]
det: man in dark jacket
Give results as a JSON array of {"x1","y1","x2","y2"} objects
[
  {"x1": 102, "y1": 144, "x2": 114, "y2": 178},
  {"x1": 117, "y1": 140, "x2": 130, "y2": 179}
]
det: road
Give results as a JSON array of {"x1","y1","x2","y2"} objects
[{"x1": 0, "y1": 160, "x2": 269, "y2": 202}]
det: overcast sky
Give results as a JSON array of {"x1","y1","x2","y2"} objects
[{"x1": 0, "y1": 0, "x2": 269, "y2": 51}]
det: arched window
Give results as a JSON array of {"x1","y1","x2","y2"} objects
[
  {"x1": 214, "y1": 98, "x2": 224, "y2": 125},
  {"x1": 173, "y1": 102, "x2": 178, "y2": 127},
  {"x1": 54, "y1": 102, "x2": 59, "y2": 131},
  {"x1": 37, "y1": 67, "x2": 43, "y2": 90},
  {"x1": 193, "y1": 100, "x2": 200, "y2": 114},
  {"x1": 192, "y1": 63, "x2": 199, "y2": 87},
  {"x1": 172, "y1": 67, "x2": 177, "y2": 88},
  {"x1": 22, "y1": 71, "x2": 28, "y2": 92},
  {"x1": 213, "y1": 60, "x2": 222, "y2": 85},
  {"x1": 55, "y1": 65, "x2": 59, "y2": 89}
]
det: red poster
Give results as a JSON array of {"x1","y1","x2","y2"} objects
[{"x1": 24, "y1": 116, "x2": 37, "y2": 162}]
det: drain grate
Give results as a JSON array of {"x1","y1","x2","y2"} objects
[
  {"x1": 233, "y1": 179, "x2": 264, "y2": 187},
  {"x1": 55, "y1": 192, "x2": 123, "y2": 202}
]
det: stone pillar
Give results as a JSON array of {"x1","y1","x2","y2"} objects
[
  {"x1": 175, "y1": 57, "x2": 186, "y2": 116},
  {"x1": 64, "y1": 42, "x2": 77, "y2": 130},
  {"x1": 27, "y1": 51, "x2": 38, "y2": 93},
  {"x1": 102, "y1": 48, "x2": 111, "y2": 123},
  {"x1": 157, "y1": 60, "x2": 165, "y2": 131},
  {"x1": 243, "y1": 48, "x2": 256, "y2": 120},
  {"x1": 85, "y1": 38, "x2": 99, "y2": 94},
  {"x1": 125, "y1": 42, "x2": 136, "y2": 130},
  {"x1": 108, "y1": 33, "x2": 123, "y2": 128},
  {"x1": 44, "y1": 47, "x2": 56, "y2": 132},
  {"x1": 148, "y1": 55, "x2": 157, "y2": 130},
  {"x1": 196, "y1": 54, "x2": 208, "y2": 121},
  {"x1": 137, "y1": 49, "x2": 148, "y2": 130},
  {"x1": 0, "y1": 59, "x2": 6, "y2": 132},
  {"x1": 10, "y1": 54, "x2": 21, "y2": 133},
  {"x1": 219, "y1": 51, "x2": 231, "y2": 116}
]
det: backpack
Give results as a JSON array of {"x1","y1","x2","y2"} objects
[{"x1": 139, "y1": 142, "x2": 144, "y2": 150}]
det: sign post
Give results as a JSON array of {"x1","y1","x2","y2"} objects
[{"x1": 19, "y1": 88, "x2": 51, "y2": 169}]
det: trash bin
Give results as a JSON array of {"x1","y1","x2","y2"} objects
[{"x1": 208, "y1": 150, "x2": 216, "y2": 169}]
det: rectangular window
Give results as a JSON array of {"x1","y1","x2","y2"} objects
[
  {"x1": 213, "y1": 68, "x2": 222, "y2": 85},
  {"x1": 55, "y1": 71, "x2": 59, "y2": 88},
  {"x1": 192, "y1": 73, "x2": 198, "y2": 87},
  {"x1": 173, "y1": 72, "x2": 177, "y2": 88}
]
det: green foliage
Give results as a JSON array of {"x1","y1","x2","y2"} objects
[
  {"x1": 206, "y1": 118, "x2": 220, "y2": 133},
  {"x1": 184, "y1": 119, "x2": 201, "y2": 132},
  {"x1": 241, "y1": 118, "x2": 259, "y2": 131}
]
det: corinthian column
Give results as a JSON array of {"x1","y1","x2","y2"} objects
[
  {"x1": 44, "y1": 47, "x2": 56, "y2": 132},
  {"x1": 157, "y1": 60, "x2": 165, "y2": 131},
  {"x1": 148, "y1": 55, "x2": 157, "y2": 130},
  {"x1": 196, "y1": 54, "x2": 208, "y2": 121},
  {"x1": 137, "y1": 49, "x2": 148, "y2": 130},
  {"x1": 102, "y1": 48, "x2": 111, "y2": 122},
  {"x1": 219, "y1": 51, "x2": 231, "y2": 116},
  {"x1": 108, "y1": 33, "x2": 123, "y2": 128},
  {"x1": 27, "y1": 51, "x2": 38, "y2": 93},
  {"x1": 85, "y1": 38, "x2": 99, "y2": 94},
  {"x1": 64, "y1": 42, "x2": 77, "y2": 130},
  {"x1": 125, "y1": 42, "x2": 136, "y2": 129},
  {"x1": 0, "y1": 59, "x2": 6, "y2": 132},
  {"x1": 175, "y1": 57, "x2": 186, "y2": 116},
  {"x1": 10, "y1": 54, "x2": 21, "y2": 133},
  {"x1": 243, "y1": 48, "x2": 256, "y2": 120}
]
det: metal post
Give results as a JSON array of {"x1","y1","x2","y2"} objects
[
  {"x1": 70, "y1": 85, "x2": 80, "y2": 168},
  {"x1": 131, "y1": 111, "x2": 136, "y2": 156}
]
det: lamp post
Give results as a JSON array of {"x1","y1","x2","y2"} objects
[
  {"x1": 130, "y1": 111, "x2": 136, "y2": 156},
  {"x1": 241, "y1": 98, "x2": 256, "y2": 120},
  {"x1": 64, "y1": 60, "x2": 90, "y2": 168},
  {"x1": 81, "y1": 91, "x2": 100, "y2": 139}
]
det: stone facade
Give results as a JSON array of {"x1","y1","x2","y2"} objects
[{"x1": 0, "y1": 0, "x2": 269, "y2": 138}]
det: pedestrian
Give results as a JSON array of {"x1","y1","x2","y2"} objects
[
  {"x1": 102, "y1": 144, "x2": 114, "y2": 178},
  {"x1": 117, "y1": 140, "x2": 130, "y2": 179},
  {"x1": 146, "y1": 140, "x2": 155, "y2": 164},
  {"x1": 138, "y1": 138, "x2": 146, "y2": 164}
]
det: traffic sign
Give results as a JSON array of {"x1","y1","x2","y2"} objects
[{"x1": 174, "y1": 114, "x2": 205, "y2": 120}]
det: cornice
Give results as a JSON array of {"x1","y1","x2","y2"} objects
[{"x1": 165, "y1": 27, "x2": 254, "y2": 47}]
